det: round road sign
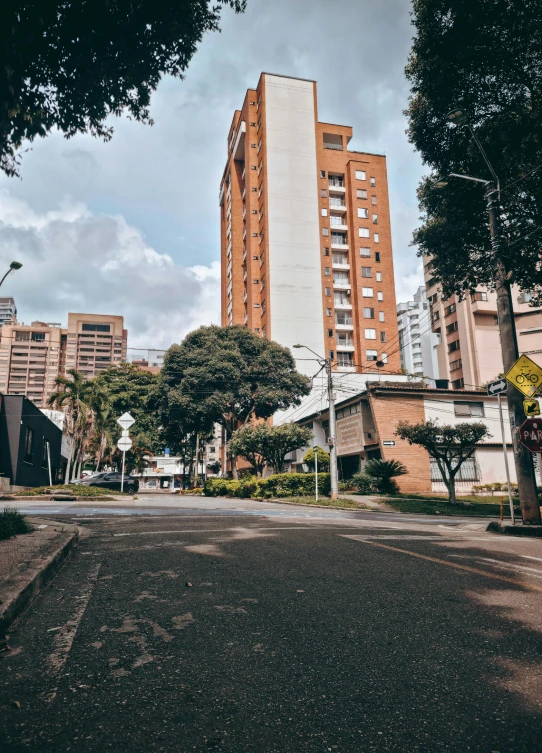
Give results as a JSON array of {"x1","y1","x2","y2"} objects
[
  {"x1": 519, "y1": 418, "x2": 542, "y2": 453},
  {"x1": 117, "y1": 436, "x2": 133, "y2": 452}
]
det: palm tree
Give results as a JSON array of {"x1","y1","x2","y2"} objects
[
  {"x1": 48, "y1": 369, "x2": 94, "y2": 483},
  {"x1": 92, "y1": 406, "x2": 119, "y2": 471}
]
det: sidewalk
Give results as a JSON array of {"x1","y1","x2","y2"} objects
[
  {"x1": 0, "y1": 519, "x2": 79, "y2": 636},
  {"x1": 339, "y1": 494, "x2": 394, "y2": 512}
]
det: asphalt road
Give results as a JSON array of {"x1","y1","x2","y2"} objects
[{"x1": 2, "y1": 499, "x2": 542, "y2": 752}]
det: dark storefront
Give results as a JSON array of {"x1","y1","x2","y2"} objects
[{"x1": 0, "y1": 395, "x2": 62, "y2": 487}]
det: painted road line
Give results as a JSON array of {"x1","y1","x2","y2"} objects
[
  {"x1": 341, "y1": 535, "x2": 542, "y2": 593},
  {"x1": 448, "y1": 554, "x2": 542, "y2": 579}
]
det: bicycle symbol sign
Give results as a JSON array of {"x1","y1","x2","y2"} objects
[{"x1": 505, "y1": 354, "x2": 542, "y2": 397}]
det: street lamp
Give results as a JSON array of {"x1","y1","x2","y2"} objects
[
  {"x1": 437, "y1": 108, "x2": 540, "y2": 524},
  {"x1": 0, "y1": 261, "x2": 22, "y2": 289},
  {"x1": 293, "y1": 344, "x2": 339, "y2": 500}
]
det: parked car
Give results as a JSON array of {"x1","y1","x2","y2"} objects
[{"x1": 73, "y1": 472, "x2": 139, "y2": 494}]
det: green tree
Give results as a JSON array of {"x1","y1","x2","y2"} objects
[
  {"x1": 94, "y1": 363, "x2": 162, "y2": 453},
  {"x1": 159, "y1": 326, "x2": 311, "y2": 477},
  {"x1": 1, "y1": 0, "x2": 246, "y2": 177},
  {"x1": 396, "y1": 420, "x2": 490, "y2": 504},
  {"x1": 230, "y1": 423, "x2": 313, "y2": 475},
  {"x1": 303, "y1": 446, "x2": 330, "y2": 472},
  {"x1": 362, "y1": 459, "x2": 407, "y2": 495},
  {"x1": 227, "y1": 424, "x2": 268, "y2": 477},
  {"x1": 405, "y1": 0, "x2": 542, "y2": 303}
]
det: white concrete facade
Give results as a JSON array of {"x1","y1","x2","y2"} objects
[
  {"x1": 397, "y1": 286, "x2": 440, "y2": 384},
  {"x1": 264, "y1": 74, "x2": 325, "y2": 378}
]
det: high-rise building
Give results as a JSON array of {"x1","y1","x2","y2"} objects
[
  {"x1": 0, "y1": 313, "x2": 127, "y2": 407},
  {"x1": 397, "y1": 286, "x2": 440, "y2": 384},
  {"x1": 424, "y1": 268, "x2": 542, "y2": 388},
  {"x1": 220, "y1": 73, "x2": 400, "y2": 377},
  {"x1": 0, "y1": 297, "x2": 16, "y2": 326},
  {"x1": 64, "y1": 313, "x2": 127, "y2": 379}
]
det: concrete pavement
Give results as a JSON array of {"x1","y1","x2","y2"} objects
[{"x1": 1, "y1": 498, "x2": 542, "y2": 751}]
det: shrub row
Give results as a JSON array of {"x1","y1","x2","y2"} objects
[{"x1": 204, "y1": 473, "x2": 331, "y2": 499}]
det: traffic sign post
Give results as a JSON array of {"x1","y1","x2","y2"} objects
[
  {"x1": 313, "y1": 446, "x2": 319, "y2": 502},
  {"x1": 505, "y1": 355, "x2": 542, "y2": 398},
  {"x1": 117, "y1": 412, "x2": 135, "y2": 493},
  {"x1": 497, "y1": 393, "x2": 515, "y2": 525}
]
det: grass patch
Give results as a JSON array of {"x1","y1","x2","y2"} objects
[
  {"x1": 376, "y1": 495, "x2": 504, "y2": 517},
  {"x1": 15, "y1": 484, "x2": 130, "y2": 498},
  {"x1": 274, "y1": 496, "x2": 367, "y2": 509},
  {"x1": 0, "y1": 506, "x2": 33, "y2": 540}
]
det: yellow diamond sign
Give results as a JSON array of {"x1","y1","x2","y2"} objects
[{"x1": 505, "y1": 354, "x2": 542, "y2": 397}]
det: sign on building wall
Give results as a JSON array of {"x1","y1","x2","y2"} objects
[{"x1": 336, "y1": 415, "x2": 363, "y2": 456}]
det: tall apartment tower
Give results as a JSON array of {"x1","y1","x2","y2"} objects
[
  {"x1": 424, "y1": 268, "x2": 542, "y2": 388},
  {"x1": 0, "y1": 297, "x2": 17, "y2": 326},
  {"x1": 220, "y1": 73, "x2": 400, "y2": 377},
  {"x1": 64, "y1": 313, "x2": 127, "y2": 378},
  {"x1": 397, "y1": 286, "x2": 440, "y2": 384}
]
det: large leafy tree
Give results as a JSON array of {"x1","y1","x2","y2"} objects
[
  {"x1": 396, "y1": 420, "x2": 490, "y2": 504},
  {"x1": 405, "y1": 0, "x2": 542, "y2": 303},
  {"x1": 0, "y1": 0, "x2": 246, "y2": 176},
  {"x1": 159, "y1": 326, "x2": 311, "y2": 476}
]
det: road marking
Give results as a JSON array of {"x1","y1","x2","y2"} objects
[
  {"x1": 43, "y1": 562, "x2": 101, "y2": 702},
  {"x1": 345, "y1": 535, "x2": 489, "y2": 541},
  {"x1": 341, "y1": 536, "x2": 542, "y2": 593},
  {"x1": 111, "y1": 526, "x2": 348, "y2": 537},
  {"x1": 520, "y1": 555, "x2": 542, "y2": 563},
  {"x1": 449, "y1": 555, "x2": 542, "y2": 579}
]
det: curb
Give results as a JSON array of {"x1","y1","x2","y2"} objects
[
  {"x1": 486, "y1": 521, "x2": 542, "y2": 537},
  {"x1": 260, "y1": 498, "x2": 370, "y2": 512},
  {"x1": 0, "y1": 525, "x2": 80, "y2": 636}
]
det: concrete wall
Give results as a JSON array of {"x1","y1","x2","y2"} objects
[{"x1": 264, "y1": 74, "x2": 325, "y2": 377}]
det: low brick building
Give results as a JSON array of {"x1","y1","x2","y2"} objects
[{"x1": 292, "y1": 382, "x2": 539, "y2": 494}]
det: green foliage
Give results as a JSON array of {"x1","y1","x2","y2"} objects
[
  {"x1": 158, "y1": 326, "x2": 311, "y2": 440},
  {"x1": 203, "y1": 472, "x2": 330, "y2": 499},
  {"x1": 303, "y1": 446, "x2": 330, "y2": 471},
  {"x1": 396, "y1": 419, "x2": 490, "y2": 503},
  {"x1": 350, "y1": 473, "x2": 375, "y2": 495},
  {"x1": 363, "y1": 459, "x2": 408, "y2": 494},
  {"x1": 0, "y1": 507, "x2": 32, "y2": 540},
  {"x1": 405, "y1": 0, "x2": 542, "y2": 303},
  {"x1": 1, "y1": 0, "x2": 246, "y2": 177},
  {"x1": 229, "y1": 423, "x2": 313, "y2": 475},
  {"x1": 15, "y1": 484, "x2": 129, "y2": 498}
]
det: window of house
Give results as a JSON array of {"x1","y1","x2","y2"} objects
[
  {"x1": 321, "y1": 208, "x2": 328, "y2": 217},
  {"x1": 337, "y1": 352, "x2": 353, "y2": 368},
  {"x1": 445, "y1": 303, "x2": 457, "y2": 316},
  {"x1": 358, "y1": 208, "x2": 369, "y2": 219},
  {"x1": 359, "y1": 228, "x2": 370, "y2": 238},
  {"x1": 82, "y1": 323, "x2": 110, "y2": 332},
  {"x1": 254, "y1": 303, "x2": 260, "y2": 308},
  {"x1": 320, "y1": 170, "x2": 326, "y2": 178},
  {"x1": 454, "y1": 401, "x2": 484, "y2": 417},
  {"x1": 356, "y1": 170, "x2": 366, "y2": 180},
  {"x1": 366, "y1": 349, "x2": 378, "y2": 361},
  {"x1": 379, "y1": 311, "x2": 385, "y2": 322},
  {"x1": 253, "y1": 278, "x2": 259, "y2": 284},
  {"x1": 371, "y1": 195, "x2": 377, "y2": 205},
  {"x1": 372, "y1": 214, "x2": 378, "y2": 224},
  {"x1": 261, "y1": 300, "x2": 266, "y2": 313},
  {"x1": 364, "y1": 307, "x2": 375, "y2": 319},
  {"x1": 375, "y1": 252, "x2": 381, "y2": 262},
  {"x1": 328, "y1": 329, "x2": 334, "y2": 338},
  {"x1": 452, "y1": 378, "x2": 465, "y2": 389},
  {"x1": 251, "y1": 232, "x2": 258, "y2": 237},
  {"x1": 322, "y1": 228, "x2": 329, "y2": 236},
  {"x1": 41, "y1": 438, "x2": 49, "y2": 468},
  {"x1": 446, "y1": 321, "x2": 459, "y2": 334},
  {"x1": 329, "y1": 350, "x2": 335, "y2": 360},
  {"x1": 362, "y1": 287, "x2": 374, "y2": 297},
  {"x1": 365, "y1": 328, "x2": 376, "y2": 340},
  {"x1": 380, "y1": 331, "x2": 387, "y2": 343},
  {"x1": 376, "y1": 272, "x2": 382, "y2": 282},
  {"x1": 357, "y1": 189, "x2": 368, "y2": 199},
  {"x1": 321, "y1": 189, "x2": 327, "y2": 197},
  {"x1": 24, "y1": 427, "x2": 34, "y2": 462},
  {"x1": 360, "y1": 247, "x2": 371, "y2": 257},
  {"x1": 326, "y1": 308, "x2": 332, "y2": 317},
  {"x1": 361, "y1": 267, "x2": 372, "y2": 278},
  {"x1": 374, "y1": 233, "x2": 380, "y2": 243},
  {"x1": 448, "y1": 339, "x2": 460, "y2": 352},
  {"x1": 370, "y1": 177, "x2": 376, "y2": 187},
  {"x1": 471, "y1": 291, "x2": 488, "y2": 302},
  {"x1": 325, "y1": 287, "x2": 331, "y2": 296},
  {"x1": 324, "y1": 267, "x2": 330, "y2": 276},
  {"x1": 323, "y1": 247, "x2": 330, "y2": 256},
  {"x1": 377, "y1": 291, "x2": 384, "y2": 301},
  {"x1": 450, "y1": 359, "x2": 462, "y2": 371}
]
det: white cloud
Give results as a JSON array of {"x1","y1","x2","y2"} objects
[{"x1": 0, "y1": 190, "x2": 219, "y2": 350}]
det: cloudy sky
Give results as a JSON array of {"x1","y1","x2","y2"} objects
[{"x1": 0, "y1": 0, "x2": 425, "y2": 353}]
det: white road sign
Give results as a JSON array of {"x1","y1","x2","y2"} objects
[
  {"x1": 117, "y1": 436, "x2": 133, "y2": 452},
  {"x1": 117, "y1": 412, "x2": 135, "y2": 430},
  {"x1": 487, "y1": 379, "x2": 507, "y2": 396}
]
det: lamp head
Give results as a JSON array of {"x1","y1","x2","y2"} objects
[
  {"x1": 447, "y1": 108, "x2": 468, "y2": 125},
  {"x1": 375, "y1": 360, "x2": 386, "y2": 369},
  {"x1": 432, "y1": 176, "x2": 449, "y2": 189},
  {"x1": 9, "y1": 261, "x2": 22, "y2": 270},
  {"x1": 293, "y1": 344, "x2": 302, "y2": 349}
]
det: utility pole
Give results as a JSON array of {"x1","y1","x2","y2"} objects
[
  {"x1": 326, "y1": 357, "x2": 339, "y2": 501},
  {"x1": 439, "y1": 108, "x2": 540, "y2": 524}
]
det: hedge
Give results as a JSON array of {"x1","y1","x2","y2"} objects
[{"x1": 203, "y1": 472, "x2": 331, "y2": 499}]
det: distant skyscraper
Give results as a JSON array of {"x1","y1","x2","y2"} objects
[
  {"x1": 397, "y1": 286, "x2": 440, "y2": 384},
  {"x1": 220, "y1": 73, "x2": 400, "y2": 377},
  {"x1": 0, "y1": 297, "x2": 16, "y2": 326}
]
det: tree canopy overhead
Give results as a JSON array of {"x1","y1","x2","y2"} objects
[
  {"x1": 0, "y1": 0, "x2": 246, "y2": 176},
  {"x1": 405, "y1": 0, "x2": 542, "y2": 303}
]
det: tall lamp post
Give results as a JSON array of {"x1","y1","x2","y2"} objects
[
  {"x1": 293, "y1": 344, "x2": 339, "y2": 500},
  {"x1": 434, "y1": 108, "x2": 540, "y2": 524},
  {"x1": 0, "y1": 261, "x2": 22, "y2": 289}
]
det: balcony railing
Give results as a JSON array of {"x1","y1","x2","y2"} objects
[
  {"x1": 330, "y1": 217, "x2": 347, "y2": 226},
  {"x1": 332, "y1": 255, "x2": 348, "y2": 265},
  {"x1": 324, "y1": 142, "x2": 343, "y2": 151},
  {"x1": 328, "y1": 179, "x2": 345, "y2": 188},
  {"x1": 335, "y1": 317, "x2": 353, "y2": 326},
  {"x1": 329, "y1": 199, "x2": 346, "y2": 208}
]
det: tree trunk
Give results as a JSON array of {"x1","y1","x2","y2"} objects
[
  {"x1": 444, "y1": 474, "x2": 457, "y2": 504},
  {"x1": 231, "y1": 454, "x2": 238, "y2": 480},
  {"x1": 193, "y1": 434, "x2": 200, "y2": 488},
  {"x1": 64, "y1": 444, "x2": 73, "y2": 485}
]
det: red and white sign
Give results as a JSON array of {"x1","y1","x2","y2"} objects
[{"x1": 519, "y1": 418, "x2": 542, "y2": 453}]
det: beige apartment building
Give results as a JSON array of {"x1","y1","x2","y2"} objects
[
  {"x1": 424, "y1": 269, "x2": 542, "y2": 388},
  {"x1": 220, "y1": 73, "x2": 400, "y2": 377},
  {"x1": 0, "y1": 313, "x2": 127, "y2": 407}
]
